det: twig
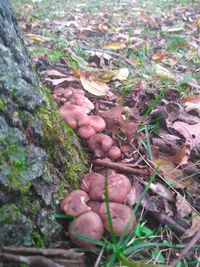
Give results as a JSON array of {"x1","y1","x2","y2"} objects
[
  {"x1": 170, "y1": 231, "x2": 200, "y2": 267},
  {"x1": 0, "y1": 253, "x2": 64, "y2": 267},
  {"x1": 93, "y1": 158, "x2": 149, "y2": 175},
  {"x1": 94, "y1": 247, "x2": 104, "y2": 267}
]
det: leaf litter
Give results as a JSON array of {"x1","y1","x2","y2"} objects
[{"x1": 13, "y1": 0, "x2": 200, "y2": 265}]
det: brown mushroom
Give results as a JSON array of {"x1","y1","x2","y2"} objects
[
  {"x1": 59, "y1": 103, "x2": 89, "y2": 129},
  {"x1": 80, "y1": 172, "x2": 104, "y2": 192},
  {"x1": 107, "y1": 146, "x2": 122, "y2": 160},
  {"x1": 89, "y1": 173, "x2": 131, "y2": 203},
  {"x1": 88, "y1": 115, "x2": 106, "y2": 132},
  {"x1": 99, "y1": 202, "x2": 136, "y2": 236},
  {"x1": 87, "y1": 134, "x2": 113, "y2": 157},
  {"x1": 87, "y1": 200, "x2": 102, "y2": 214},
  {"x1": 77, "y1": 125, "x2": 96, "y2": 139},
  {"x1": 61, "y1": 190, "x2": 91, "y2": 216},
  {"x1": 69, "y1": 211, "x2": 104, "y2": 249}
]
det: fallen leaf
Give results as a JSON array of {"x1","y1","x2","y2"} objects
[
  {"x1": 144, "y1": 181, "x2": 175, "y2": 202},
  {"x1": 111, "y1": 68, "x2": 129, "y2": 81},
  {"x1": 45, "y1": 77, "x2": 77, "y2": 86},
  {"x1": 172, "y1": 121, "x2": 200, "y2": 150},
  {"x1": 152, "y1": 52, "x2": 167, "y2": 62},
  {"x1": 153, "y1": 158, "x2": 192, "y2": 188},
  {"x1": 183, "y1": 211, "x2": 200, "y2": 238},
  {"x1": 176, "y1": 194, "x2": 192, "y2": 218},
  {"x1": 26, "y1": 33, "x2": 51, "y2": 43},
  {"x1": 103, "y1": 42, "x2": 127, "y2": 51},
  {"x1": 80, "y1": 74, "x2": 110, "y2": 96},
  {"x1": 154, "y1": 64, "x2": 176, "y2": 81},
  {"x1": 41, "y1": 69, "x2": 67, "y2": 78}
]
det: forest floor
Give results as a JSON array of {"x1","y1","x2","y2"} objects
[{"x1": 13, "y1": 0, "x2": 200, "y2": 266}]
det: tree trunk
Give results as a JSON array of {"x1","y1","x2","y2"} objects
[{"x1": 0, "y1": 0, "x2": 87, "y2": 252}]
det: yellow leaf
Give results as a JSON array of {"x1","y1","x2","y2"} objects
[
  {"x1": 26, "y1": 34, "x2": 50, "y2": 43},
  {"x1": 103, "y1": 42, "x2": 127, "y2": 51},
  {"x1": 154, "y1": 64, "x2": 176, "y2": 81}
]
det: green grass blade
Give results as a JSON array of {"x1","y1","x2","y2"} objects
[
  {"x1": 104, "y1": 171, "x2": 117, "y2": 244},
  {"x1": 118, "y1": 167, "x2": 159, "y2": 247},
  {"x1": 143, "y1": 84, "x2": 168, "y2": 117},
  {"x1": 124, "y1": 242, "x2": 185, "y2": 256},
  {"x1": 71, "y1": 231, "x2": 106, "y2": 247}
]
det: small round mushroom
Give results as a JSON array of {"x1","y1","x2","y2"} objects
[
  {"x1": 99, "y1": 202, "x2": 136, "y2": 236},
  {"x1": 88, "y1": 115, "x2": 106, "y2": 132},
  {"x1": 77, "y1": 125, "x2": 96, "y2": 139},
  {"x1": 87, "y1": 134, "x2": 113, "y2": 157},
  {"x1": 59, "y1": 103, "x2": 89, "y2": 129},
  {"x1": 107, "y1": 146, "x2": 122, "y2": 160},
  {"x1": 61, "y1": 190, "x2": 91, "y2": 216},
  {"x1": 87, "y1": 200, "x2": 102, "y2": 214},
  {"x1": 80, "y1": 172, "x2": 104, "y2": 192},
  {"x1": 69, "y1": 211, "x2": 104, "y2": 249},
  {"x1": 89, "y1": 173, "x2": 131, "y2": 203}
]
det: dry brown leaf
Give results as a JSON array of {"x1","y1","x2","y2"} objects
[
  {"x1": 153, "y1": 158, "x2": 192, "y2": 188},
  {"x1": 176, "y1": 194, "x2": 192, "y2": 218},
  {"x1": 42, "y1": 69, "x2": 67, "y2": 78},
  {"x1": 80, "y1": 74, "x2": 110, "y2": 96},
  {"x1": 172, "y1": 121, "x2": 200, "y2": 150},
  {"x1": 183, "y1": 211, "x2": 200, "y2": 238},
  {"x1": 45, "y1": 77, "x2": 77, "y2": 86},
  {"x1": 144, "y1": 181, "x2": 174, "y2": 202},
  {"x1": 181, "y1": 96, "x2": 200, "y2": 115},
  {"x1": 152, "y1": 52, "x2": 167, "y2": 62}
]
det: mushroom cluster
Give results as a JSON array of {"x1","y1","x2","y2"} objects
[
  {"x1": 55, "y1": 87, "x2": 122, "y2": 160},
  {"x1": 61, "y1": 172, "x2": 136, "y2": 248}
]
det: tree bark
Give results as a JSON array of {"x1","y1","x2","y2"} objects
[{"x1": 0, "y1": 0, "x2": 87, "y2": 254}]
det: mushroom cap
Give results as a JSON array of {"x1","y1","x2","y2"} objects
[
  {"x1": 80, "y1": 172, "x2": 104, "y2": 192},
  {"x1": 78, "y1": 125, "x2": 96, "y2": 139},
  {"x1": 99, "y1": 202, "x2": 136, "y2": 236},
  {"x1": 88, "y1": 115, "x2": 106, "y2": 132},
  {"x1": 107, "y1": 146, "x2": 122, "y2": 160},
  {"x1": 59, "y1": 103, "x2": 89, "y2": 129},
  {"x1": 61, "y1": 190, "x2": 90, "y2": 216},
  {"x1": 87, "y1": 200, "x2": 101, "y2": 214},
  {"x1": 87, "y1": 134, "x2": 113, "y2": 157},
  {"x1": 69, "y1": 211, "x2": 104, "y2": 249},
  {"x1": 89, "y1": 173, "x2": 131, "y2": 203}
]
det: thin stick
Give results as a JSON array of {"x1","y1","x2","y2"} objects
[
  {"x1": 94, "y1": 247, "x2": 104, "y2": 267},
  {"x1": 93, "y1": 159, "x2": 149, "y2": 175},
  {"x1": 170, "y1": 231, "x2": 200, "y2": 267}
]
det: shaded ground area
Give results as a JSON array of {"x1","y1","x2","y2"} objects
[{"x1": 12, "y1": 0, "x2": 200, "y2": 266}]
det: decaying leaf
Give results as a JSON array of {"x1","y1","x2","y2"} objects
[
  {"x1": 153, "y1": 158, "x2": 192, "y2": 188},
  {"x1": 152, "y1": 52, "x2": 168, "y2": 62},
  {"x1": 103, "y1": 42, "x2": 127, "y2": 50},
  {"x1": 80, "y1": 74, "x2": 110, "y2": 96},
  {"x1": 145, "y1": 181, "x2": 175, "y2": 202},
  {"x1": 26, "y1": 33, "x2": 51, "y2": 43},
  {"x1": 176, "y1": 194, "x2": 192, "y2": 218},
  {"x1": 101, "y1": 104, "x2": 140, "y2": 141},
  {"x1": 183, "y1": 211, "x2": 200, "y2": 238},
  {"x1": 172, "y1": 121, "x2": 200, "y2": 150},
  {"x1": 181, "y1": 95, "x2": 200, "y2": 115},
  {"x1": 154, "y1": 64, "x2": 176, "y2": 81}
]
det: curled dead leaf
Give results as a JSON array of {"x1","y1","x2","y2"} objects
[
  {"x1": 176, "y1": 194, "x2": 192, "y2": 218},
  {"x1": 80, "y1": 74, "x2": 110, "y2": 96}
]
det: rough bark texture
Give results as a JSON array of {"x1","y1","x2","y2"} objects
[{"x1": 0, "y1": 0, "x2": 87, "y2": 259}]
